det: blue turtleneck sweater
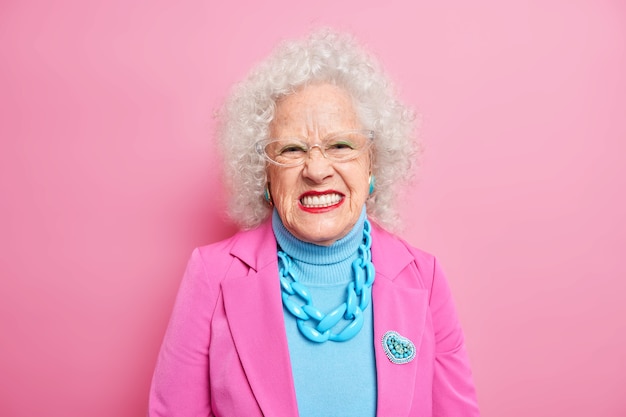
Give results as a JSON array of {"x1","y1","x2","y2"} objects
[{"x1": 272, "y1": 208, "x2": 377, "y2": 417}]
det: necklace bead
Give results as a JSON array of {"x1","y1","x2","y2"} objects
[{"x1": 278, "y1": 219, "x2": 375, "y2": 343}]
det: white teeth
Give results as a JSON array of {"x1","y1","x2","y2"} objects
[{"x1": 301, "y1": 193, "x2": 342, "y2": 208}]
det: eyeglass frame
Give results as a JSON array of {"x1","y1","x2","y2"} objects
[{"x1": 255, "y1": 129, "x2": 375, "y2": 167}]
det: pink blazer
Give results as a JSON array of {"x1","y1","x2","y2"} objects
[{"x1": 149, "y1": 220, "x2": 480, "y2": 416}]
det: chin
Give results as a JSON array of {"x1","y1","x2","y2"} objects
[{"x1": 296, "y1": 223, "x2": 350, "y2": 246}]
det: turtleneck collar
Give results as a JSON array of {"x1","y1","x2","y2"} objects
[{"x1": 272, "y1": 207, "x2": 367, "y2": 265}]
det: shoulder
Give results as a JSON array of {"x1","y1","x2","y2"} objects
[
  {"x1": 370, "y1": 221, "x2": 439, "y2": 290},
  {"x1": 192, "y1": 233, "x2": 240, "y2": 269},
  {"x1": 189, "y1": 220, "x2": 275, "y2": 279}
]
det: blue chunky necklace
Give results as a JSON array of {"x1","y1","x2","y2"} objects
[{"x1": 278, "y1": 219, "x2": 375, "y2": 343}]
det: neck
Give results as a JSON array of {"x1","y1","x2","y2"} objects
[{"x1": 272, "y1": 207, "x2": 367, "y2": 267}]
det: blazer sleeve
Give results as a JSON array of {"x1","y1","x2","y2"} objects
[
  {"x1": 429, "y1": 257, "x2": 480, "y2": 417},
  {"x1": 148, "y1": 248, "x2": 215, "y2": 417}
]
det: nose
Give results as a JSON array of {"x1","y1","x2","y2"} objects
[
  {"x1": 302, "y1": 145, "x2": 333, "y2": 183},
  {"x1": 307, "y1": 144, "x2": 327, "y2": 158}
]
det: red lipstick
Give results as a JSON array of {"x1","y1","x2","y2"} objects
[{"x1": 298, "y1": 190, "x2": 345, "y2": 213}]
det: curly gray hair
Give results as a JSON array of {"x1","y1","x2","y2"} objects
[{"x1": 217, "y1": 29, "x2": 418, "y2": 230}]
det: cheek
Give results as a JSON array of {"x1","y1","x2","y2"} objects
[
  {"x1": 267, "y1": 166, "x2": 281, "y2": 191},
  {"x1": 348, "y1": 160, "x2": 371, "y2": 194},
  {"x1": 268, "y1": 168, "x2": 296, "y2": 205}
]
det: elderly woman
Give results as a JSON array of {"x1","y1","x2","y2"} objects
[{"x1": 149, "y1": 30, "x2": 479, "y2": 416}]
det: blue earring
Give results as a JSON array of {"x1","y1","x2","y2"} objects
[
  {"x1": 264, "y1": 184, "x2": 273, "y2": 205},
  {"x1": 369, "y1": 175, "x2": 375, "y2": 195}
]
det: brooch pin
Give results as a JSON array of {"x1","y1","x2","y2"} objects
[{"x1": 382, "y1": 331, "x2": 416, "y2": 364}]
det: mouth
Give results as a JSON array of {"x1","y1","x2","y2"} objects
[{"x1": 299, "y1": 191, "x2": 344, "y2": 211}]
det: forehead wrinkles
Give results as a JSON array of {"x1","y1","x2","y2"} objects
[{"x1": 270, "y1": 84, "x2": 360, "y2": 138}]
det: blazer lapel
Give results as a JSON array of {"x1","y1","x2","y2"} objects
[
  {"x1": 371, "y1": 225, "x2": 429, "y2": 416},
  {"x1": 220, "y1": 223, "x2": 299, "y2": 416}
]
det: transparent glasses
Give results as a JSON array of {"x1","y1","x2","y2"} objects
[{"x1": 255, "y1": 130, "x2": 374, "y2": 167}]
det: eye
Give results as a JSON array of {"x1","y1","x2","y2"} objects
[
  {"x1": 328, "y1": 140, "x2": 357, "y2": 150},
  {"x1": 326, "y1": 140, "x2": 358, "y2": 157},
  {"x1": 278, "y1": 143, "x2": 307, "y2": 156}
]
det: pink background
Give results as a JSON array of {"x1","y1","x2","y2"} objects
[{"x1": 1, "y1": 1, "x2": 625, "y2": 416}]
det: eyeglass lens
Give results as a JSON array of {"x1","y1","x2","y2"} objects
[{"x1": 264, "y1": 131, "x2": 370, "y2": 165}]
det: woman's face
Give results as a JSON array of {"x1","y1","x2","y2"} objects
[{"x1": 267, "y1": 83, "x2": 371, "y2": 246}]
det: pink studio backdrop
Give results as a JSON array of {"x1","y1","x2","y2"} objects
[{"x1": 1, "y1": 1, "x2": 625, "y2": 416}]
